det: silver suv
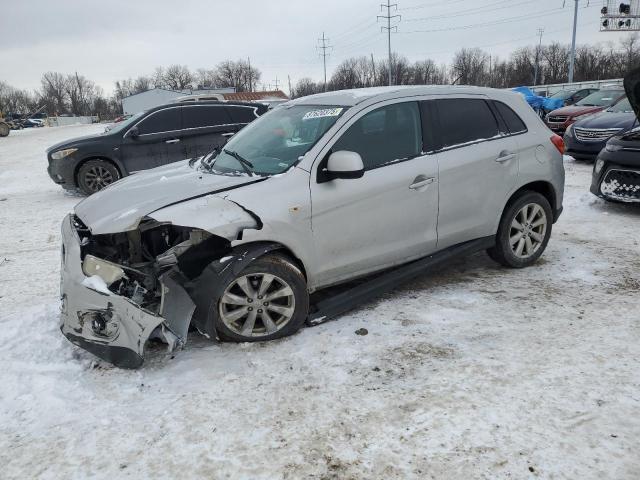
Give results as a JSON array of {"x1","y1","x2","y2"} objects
[{"x1": 59, "y1": 86, "x2": 565, "y2": 367}]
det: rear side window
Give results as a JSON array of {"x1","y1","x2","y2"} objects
[
  {"x1": 137, "y1": 108, "x2": 180, "y2": 135},
  {"x1": 227, "y1": 106, "x2": 258, "y2": 124},
  {"x1": 435, "y1": 98, "x2": 499, "y2": 148},
  {"x1": 494, "y1": 101, "x2": 527, "y2": 134},
  {"x1": 182, "y1": 106, "x2": 231, "y2": 129},
  {"x1": 332, "y1": 102, "x2": 422, "y2": 170}
]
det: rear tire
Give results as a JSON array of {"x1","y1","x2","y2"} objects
[
  {"x1": 77, "y1": 159, "x2": 120, "y2": 195},
  {"x1": 488, "y1": 191, "x2": 552, "y2": 268},
  {"x1": 211, "y1": 253, "x2": 309, "y2": 343}
]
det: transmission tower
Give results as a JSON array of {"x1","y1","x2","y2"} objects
[
  {"x1": 378, "y1": 1, "x2": 400, "y2": 86},
  {"x1": 317, "y1": 32, "x2": 333, "y2": 91},
  {"x1": 533, "y1": 28, "x2": 545, "y2": 86}
]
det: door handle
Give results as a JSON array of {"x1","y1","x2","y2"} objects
[
  {"x1": 409, "y1": 177, "x2": 435, "y2": 190},
  {"x1": 496, "y1": 150, "x2": 516, "y2": 163},
  {"x1": 221, "y1": 132, "x2": 235, "y2": 137},
  {"x1": 165, "y1": 139, "x2": 180, "y2": 144}
]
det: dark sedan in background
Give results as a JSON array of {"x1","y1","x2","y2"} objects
[
  {"x1": 564, "y1": 98, "x2": 637, "y2": 161},
  {"x1": 47, "y1": 101, "x2": 268, "y2": 195},
  {"x1": 545, "y1": 87, "x2": 626, "y2": 134},
  {"x1": 591, "y1": 67, "x2": 640, "y2": 203}
]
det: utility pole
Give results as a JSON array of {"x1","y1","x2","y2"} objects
[
  {"x1": 288, "y1": 75, "x2": 293, "y2": 98},
  {"x1": 371, "y1": 53, "x2": 376, "y2": 86},
  {"x1": 247, "y1": 57, "x2": 252, "y2": 92},
  {"x1": 568, "y1": 0, "x2": 579, "y2": 83},
  {"x1": 378, "y1": 0, "x2": 400, "y2": 86},
  {"x1": 317, "y1": 32, "x2": 332, "y2": 91},
  {"x1": 533, "y1": 28, "x2": 544, "y2": 86}
]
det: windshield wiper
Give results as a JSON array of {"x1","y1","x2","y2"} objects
[{"x1": 223, "y1": 148, "x2": 254, "y2": 176}]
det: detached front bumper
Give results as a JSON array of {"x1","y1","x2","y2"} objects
[{"x1": 59, "y1": 214, "x2": 195, "y2": 368}]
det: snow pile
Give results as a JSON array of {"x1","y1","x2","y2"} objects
[{"x1": 0, "y1": 126, "x2": 639, "y2": 479}]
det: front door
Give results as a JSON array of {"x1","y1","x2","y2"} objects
[
  {"x1": 120, "y1": 106, "x2": 185, "y2": 172},
  {"x1": 310, "y1": 101, "x2": 439, "y2": 287}
]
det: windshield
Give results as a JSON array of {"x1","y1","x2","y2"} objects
[
  {"x1": 607, "y1": 97, "x2": 633, "y2": 113},
  {"x1": 576, "y1": 90, "x2": 622, "y2": 107},
  {"x1": 203, "y1": 104, "x2": 347, "y2": 176},
  {"x1": 108, "y1": 111, "x2": 145, "y2": 134},
  {"x1": 550, "y1": 90, "x2": 577, "y2": 100}
]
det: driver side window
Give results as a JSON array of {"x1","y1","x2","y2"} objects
[{"x1": 332, "y1": 102, "x2": 422, "y2": 171}]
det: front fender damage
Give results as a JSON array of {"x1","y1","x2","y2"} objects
[{"x1": 60, "y1": 194, "x2": 262, "y2": 368}]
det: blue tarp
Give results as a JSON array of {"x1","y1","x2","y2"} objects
[{"x1": 511, "y1": 86, "x2": 565, "y2": 112}]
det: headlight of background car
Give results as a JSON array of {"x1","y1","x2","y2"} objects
[
  {"x1": 51, "y1": 148, "x2": 78, "y2": 160},
  {"x1": 565, "y1": 124, "x2": 573, "y2": 136},
  {"x1": 594, "y1": 158, "x2": 605, "y2": 174}
]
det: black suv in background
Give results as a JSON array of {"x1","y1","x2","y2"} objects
[
  {"x1": 47, "y1": 101, "x2": 269, "y2": 195},
  {"x1": 590, "y1": 67, "x2": 640, "y2": 203}
]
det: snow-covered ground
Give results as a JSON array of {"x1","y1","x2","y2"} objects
[{"x1": 1, "y1": 125, "x2": 639, "y2": 479}]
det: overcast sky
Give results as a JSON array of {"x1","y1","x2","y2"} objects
[{"x1": 0, "y1": 0, "x2": 634, "y2": 94}]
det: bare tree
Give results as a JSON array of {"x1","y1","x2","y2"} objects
[
  {"x1": 41, "y1": 72, "x2": 68, "y2": 114},
  {"x1": 163, "y1": 64, "x2": 193, "y2": 90},
  {"x1": 451, "y1": 48, "x2": 489, "y2": 85},
  {"x1": 213, "y1": 59, "x2": 260, "y2": 92},
  {"x1": 542, "y1": 43, "x2": 570, "y2": 84},
  {"x1": 293, "y1": 78, "x2": 321, "y2": 98}
]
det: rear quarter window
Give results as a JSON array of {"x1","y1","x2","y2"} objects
[
  {"x1": 494, "y1": 101, "x2": 527, "y2": 134},
  {"x1": 227, "y1": 106, "x2": 259, "y2": 124}
]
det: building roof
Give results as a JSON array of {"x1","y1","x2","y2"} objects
[{"x1": 222, "y1": 90, "x2": 289, "y2": 101}]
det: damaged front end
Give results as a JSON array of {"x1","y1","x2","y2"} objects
[{"x1": 59, "y1": 210, "x2": 241, "y2": 368}]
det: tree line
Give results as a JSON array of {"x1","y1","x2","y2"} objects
[
  {"x1": 0, "y1": 59, "x2": 262, "y2": 120},
  {"x1": 292, "y1": 34, "x2": 639, "y2": 97},
  {"x1": 1, "y1": 34, "x2": 638, "y2": 118}
]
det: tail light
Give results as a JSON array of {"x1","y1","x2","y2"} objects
[{"x1": 550, "y1": 134, "x2": 564, "y2": 155}]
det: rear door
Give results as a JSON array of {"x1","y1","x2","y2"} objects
[
  {"x1": 120, "y1": 106, "x2": 184, "y2": 171},
  {"x1": 430, "y1": 96, "x2": 519, "y2": 249},
  {"x1": 181, "y1": 104, "x2": 236, "y2": 159}
]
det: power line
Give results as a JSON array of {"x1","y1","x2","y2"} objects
[
  {"x1": 317, "y1": 32, "x2": 333, "y2": 91},
  {"x1": 398, "y1": 8, "x2": 566, "y2": 34},
  {"x1": 378, "y1": 0, "x2": 401, "y2": 86}
]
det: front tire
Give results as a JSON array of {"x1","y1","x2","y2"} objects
[
  {"x1": 488, "y1": 191, "x2": 552, "y2": 268},
  {"x1": 77, "y1": 159, "x2": 120, "y2": 195},
  {"x1": 212, "y1": 254, "x2": 309, "y2": 342}
]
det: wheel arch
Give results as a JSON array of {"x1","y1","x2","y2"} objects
[
  {"x1": 506, "y1": 180, "x2": 557, "y2": 218},
  {"x1": 73, "y1": 156, "x2": 124, "y2": 187}
]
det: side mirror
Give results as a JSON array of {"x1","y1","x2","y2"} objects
[
  {"x1": 127, "y1": 126, "x2": 139, "y2": 138},
  {"x1": 326, "y1": 150, "x2": 364, "y2": 180}
]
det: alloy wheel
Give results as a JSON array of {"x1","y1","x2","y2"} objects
[
  {"x1": 219, "y1": 273, "x2": 296, "y2": 337},
  {"x1": 84, "y1": 165, "x2": 114, "y2": 192},
  {"x1": 509, "y1": 203, "x2": 547, "y2": 259}
]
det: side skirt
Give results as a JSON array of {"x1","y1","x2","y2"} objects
[{"x1": 307, "y1": 236, "x2": 495, "y2": 326}]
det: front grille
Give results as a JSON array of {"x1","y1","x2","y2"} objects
[
  {"x1": 574, "y1": 127, "x2": 622, "y2": 142},
  {"x1": 601, "y1": 169, "x2": 640, "y2": 201},
  {"x1": 547, "y1": 115, "x2": 568, "y2": 123}
]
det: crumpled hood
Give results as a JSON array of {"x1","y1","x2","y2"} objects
[
  {"x1": 624, "y1": 66, "x2": 640, "y2": 122},
  {"x1": 74, "y1": 159, "x2": 262, "y2": 234},
  {"x1": 574, "y1": 110, "x2": 637, "y2": 130}
]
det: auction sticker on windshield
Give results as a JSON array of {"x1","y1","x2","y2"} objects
[{"x1": 302, "y1": 108, "x2": 343, "y2": 120}]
